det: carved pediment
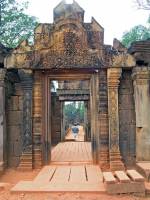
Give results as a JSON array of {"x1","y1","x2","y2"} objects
[{"x1": 4, "y1": 1, "x2": 105, "y2": 70}]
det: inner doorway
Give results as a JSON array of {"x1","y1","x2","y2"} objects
[
  {"x1": 50, "y1": 80, "x2": 92, "y2": 163},
  {"x1": 62, "y1": 101, "x2": 91, "y2": 142},
  {"x1": 42, "y1": 72, "x2": 99, "y2": 165}
]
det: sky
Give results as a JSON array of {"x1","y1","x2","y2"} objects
[{"x1": 21, "y1": 0, "x2": 149, "y2": 44}]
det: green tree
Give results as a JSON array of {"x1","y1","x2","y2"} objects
[
  {"x1": 64, "y1": 102, "x2": 85, "y2": 124},
  {"x1": 136, "y1": 0, "x2": 150, "y2": 10},
  {"x1": 0, "y1": 0, "x2": 38, "y2": 48},
  {"x1": 121, "y1": 17, "x2": 150, "y2": 47}
]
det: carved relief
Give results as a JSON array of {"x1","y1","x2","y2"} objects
[
  {"x1": 19, "y1": 70, "x2": 33, "y2": 153},
  {"x1": 23, "y1": 90, "x2": 32, "y2": 152}
]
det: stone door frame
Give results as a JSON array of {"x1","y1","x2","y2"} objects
[{"x1": 41, "y1": 70, "x2": 99, "y2": 165}]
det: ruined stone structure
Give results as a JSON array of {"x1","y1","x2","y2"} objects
[{"x1": 0, "y1": 1, "x2": 150, "y2": 172}]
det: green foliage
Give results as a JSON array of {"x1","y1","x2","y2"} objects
[
  {"x1": 121, "y1": 17, "x2": 150, "y2": 47},
  {"x1": 136, "y1": 0, "x2": 150, "y2": 10},
  {"x1": 0, "y1": 0, "x2": 38, "y2": 48},
  {"x1": 64, "y1": 102, "x2": 85, "y2": 124}
]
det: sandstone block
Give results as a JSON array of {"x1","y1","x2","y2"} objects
[
  {"x1": 105, "y1": 181, "x2": 145, "y2": 195},
  {"x1": 7, "y1": 111, "x2": 22, "y2": 125},
  {"x1": 8, "y1": 125, "x2": 21, "y2": 141}
]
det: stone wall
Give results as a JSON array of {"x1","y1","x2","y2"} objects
[
  {"x1": 51, "y1": 94, "x2": 61, "y2": 144},
  {"x1": 6, "y1": 82, "x2": 23, "y2": 167},
  {"x1": 119, "y1": 69, "x2": 136, "y2": 166}
]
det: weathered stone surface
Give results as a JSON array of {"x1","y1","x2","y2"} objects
[
  {"x1": 136, "y1": 162, "x2": 150, "y2": 181},
  {"x1": 119, "y1": 70, "x2": 136, "y2": 166},
  {"x1": 128, "y1": 39, "x2": 150, "y2": 66},
  {"x1": 108, "y1": 68, "x2": 125, "y2": 170},
  {"x1": 7, "y1": 111, "x2": 22, "y2": 125},
  {"x1": 105, "y1": 181, "x2": 145, "y2": 195},
  {"x1": 132, "y1": 67, "x2": 150, "y2": 161},
  {"x1": 127, "y1": 169, "x2": 145, "y2": 182},
  {"x1": 7, "y1": 125, "x2": 21, "y2": 141},
  {"x1": 104, "y1": 170, "x2": 145, "y2": 196},
  {"x1": 112, "y1": 54, "x2": 135, "y2": 68},
  {"x1": 1, "y1": 1, "x2": 150, "y2": 172},
  {"x1": 0, "y1": 69, "x2": 7, "y2": 171},
  {"x1": 8, "y1": 156, "x2": 20, "y2": 168}
]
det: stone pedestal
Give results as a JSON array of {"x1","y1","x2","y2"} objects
[
  {"x1": 108, "y1": 68, "x2": 124, "y2": 171},
  {"x1": 18, "y1": 70, "x2": 33, "y2": 170},
  {"x1": 132, "y1": 67, "x2": 150, "y2": 161},
  {"x1": 0, "y1": 69, "x2": 6, "y2": 172}
]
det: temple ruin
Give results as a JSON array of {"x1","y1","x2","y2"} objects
[{"x1": 0, "y1": 0, "x2": 150, "y2": 174}]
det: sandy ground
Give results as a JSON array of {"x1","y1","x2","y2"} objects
[{"x1": 0, "y1": 169, "x2": 149, "y2": 200}]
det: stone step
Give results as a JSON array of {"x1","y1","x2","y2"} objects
[
  {"x1": 103, "y1": 172, "x2": 116, "y2": 184},
  {"x1": 103, "y1": 170, "x2": 145, "y2": 195},
  {"x1": 115, "y1": 171, "x2": 130, "y2": 183},
  {"x1": 136, "y1": 162, "x2": 150, "y2": 181},
  {"x1": 127, "y1": 170, "x2": 145, "y2": 182}
]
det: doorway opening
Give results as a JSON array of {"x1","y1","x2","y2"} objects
[
  {"x1": 63, "y1": 101, "x2": 86, "y2": 142},
  {"x1": 50, "y1": 79, "x2": 92, "y2": 163}
]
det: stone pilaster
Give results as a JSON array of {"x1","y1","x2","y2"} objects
[
  {"x1": 32, "y1": 72, "x2": 42, "y2": 168},
  {"x1": 99, "y1": 69, "x2": 109, "y2": 170},
  {"x1": 18, "y1": 69, "x2": 33, "y2": 170},
  {"x1": 90, "y1": 73, "x2": 99, "y2": 164},
  {"x1": 61, "y1": 101, "x2": 65, "y2": 141},
  {"x1": 84, "y1": 101, "x2": 88, "y2": 141},
  {"x1": 132, "y1": 66, "x2": 150, "y2": 161},
  {"x1": 107, "y1": 68, "x2": 125, "y2": 171},
  {"x1": 0, "y1": 69, "x2": 6, "y2": 172}
]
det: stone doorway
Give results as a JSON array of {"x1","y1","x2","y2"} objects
[
  {"x1": 41, "y1": 71, "x2": 99, "y2": 166},
  {"x1": 61, "y1": 101, "x2": 89, "y2": 142}
]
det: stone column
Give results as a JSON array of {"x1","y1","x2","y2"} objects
[
  {"x1": 132, "y1": 67, "x2": 150, "y2": 161},
  {"x1": 0, "y1": 69, "x2": 6, "y2": 171},
  {"x1": 18, "y1": 69, "x2": 33, "y2": 170},
  {"x1": 107, "y1": 68, "x2": 124, "y2": 171}
]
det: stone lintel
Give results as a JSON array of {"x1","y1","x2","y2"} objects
[{"x1": 112, "y1": 54, "x2": 135, "y2": 68}]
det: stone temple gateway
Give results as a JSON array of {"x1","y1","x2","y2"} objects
[{"x1": 0, "y1": 0, "x2": 150, "y2": 172}]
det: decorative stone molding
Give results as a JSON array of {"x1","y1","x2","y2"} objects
[
  {"x1": 132, "y1": 66, "x2": 150, "y2": 85},
  {"x1": 107, "y1": 68, "x2": 124, "y2": 170}
]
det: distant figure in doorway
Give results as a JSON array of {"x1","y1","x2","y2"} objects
[{"x1": 72, "y1": 123, "x2": 79, "y2": 138}]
